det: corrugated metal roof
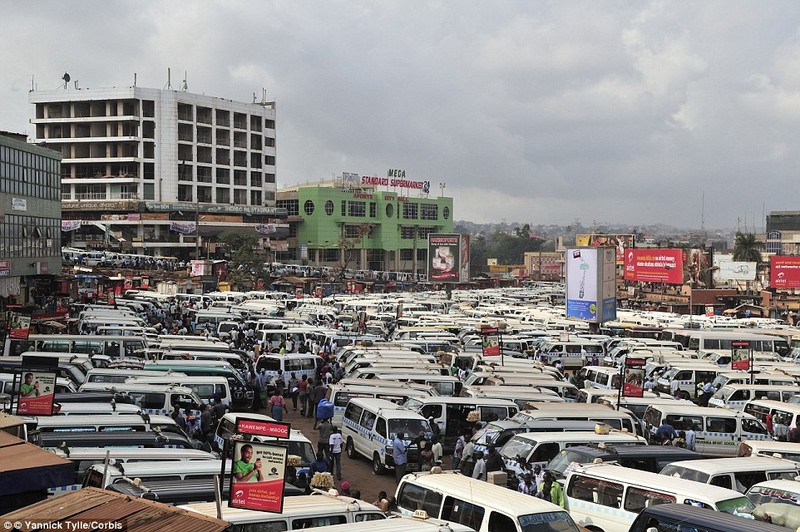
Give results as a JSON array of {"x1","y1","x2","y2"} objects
[
  {"x1": 0, "y1": 488, "x2": 230, "y2": 532},
  {"x1": 0, "y1": 433, "x2": 75, "y2": 496}
]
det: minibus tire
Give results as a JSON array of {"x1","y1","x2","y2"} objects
[
  {"x1": 373, "y1": 453, "x2": 386, "y2": 475},
  {"x1": 346, "y1": 437, "x2": 357, "y2": 459}
]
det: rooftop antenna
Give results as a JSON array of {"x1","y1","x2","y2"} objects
[
  {"x1": 62, "y1": 72, "x2": 70, "y2": 89},
  {"x1": 182, "y1": 71, "x2": 188, "y2": 91},
  {"x1": 134, "y1": 72, "x2": 137, "y2": 87},
  {"x1": 700, "y1": 190, "x2": 705, "y2": 232},
  {"x1": 165, "y1": 68, "x2": 172, "y2": 90}
]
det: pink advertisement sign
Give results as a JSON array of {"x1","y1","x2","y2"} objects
[{"x1": 624, "y1": 249, "x2": 683, "y2": 284}]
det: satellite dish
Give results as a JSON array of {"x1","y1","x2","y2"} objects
[{"x1": 62, "y1": 72, "x2": 71, "y2": 83}]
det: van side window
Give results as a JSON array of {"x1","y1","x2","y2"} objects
[
  {"x1": 397, "y1": 482, "x2": 442, "y2": 517},
  {"x1": 291, "y1": 515, "x2": 347, "y2": 528},
  {"x1": 568, "y1": 475, "x2": 623, "y2": 509},
  {"x1": 706, "y1": 417, "x2": 736, "y2": 434},
  {"x1": 710, "y1": 475, "x2": 733, "y2": 489},
  {"x1": 376, "y1": 418, "x2": 387, "y2": 439},
  {"x1": 345, "y1": 405, "x2": 363, "y2": 424},
  {"x1": 441, "y1": 496, "x2": 485, "y2": 530},
  {"x1": 420, "y1": 405, "x2": 443, "y2": 421},
  {"x1": 742, "y1": 418, "x2": 767, "y2": 434},
  {"x1": 360, "y1": 411, "x2": 377, "y2": 431},
  {"x1": 666, "y1": 416, "x2": 702, "y2": 432},
  {"x1": 141, "y1": 393, "x2": 166, "y2": 411},
  {"x1": 482, "y1": 407, "x2": 507, "y2": 423},
  {"x1": 488, "y1": 511, "x2": 516, "y2": 531},
  {"x1": 530, "y1": 442, "x2": 560, "y2": 463},
  {"x1": 237, "y1": 522, "x2": 288, "y2": 532},
  {"x1": 623, "y1": 487, "x2": 676, "y2": 513}
]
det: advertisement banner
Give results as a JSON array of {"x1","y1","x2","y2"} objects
[
  {"x1": 576, "y1": 234, "x2": 635, "y2": 264},
  {"x1": 9, "y1": 312, "x2": 31, "y2": 340},
  {"x1": 16, "y1": 370, "x2": 56, "y2": 415},
  {"x1": 169, "y1": 221, "x2": 197, "y2": 235},
  {"x1": 714, "y1": 256, "x2": 756, "y2": 282},
  {"x1": 566, "y1": 248, "x2": 598, "y2": 320},
  {"x1": 731, "y1": 341, "x2": 751, "y2": 371},
  {"x1": 771, "y1": 256, "x2": 800, "y2": 289},
  {"x1": 459, "y1": 234, "x2": 471, "y2": 283},
  {"x1": 624, "y1": 249, "x2": 683, "y2": 284},
  {"x1": 622, "y1": 358, "x2": 646, "y2": 398},
  {"x1": 255, "y1": 224, "x2": 277, "y2": 236},
  {"x1": 428, "y1": 234, "x2": 461, "y2": 283},
  {"x1": 683, "y1": 248, "x2": 713, "y2": 287},
  {"x1": 190, "y1": 260, "x2": 208, "y2": 277},
  {"x1": 229, "y1": 441, "x2": 287, "y2": 513},
  {"x1": 61, "y1": 220, "x2": 82, "y2": 232},
  {"x1": 480, "y1": 327, "x2": 501, "y2": 357}
]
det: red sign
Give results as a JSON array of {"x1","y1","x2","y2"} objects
[
  {"x1": 771, "y1": 256, "x2": 800, "y2": 289},
  {"x1": 236, "y1": 418, "x2": 290, "y2": 439},
  {"x1": 624, "y1": 249, "x2": 683, "y2": 284},
  {"x1": 16, "y1": 370, "x2": 57, "y2": 415}
]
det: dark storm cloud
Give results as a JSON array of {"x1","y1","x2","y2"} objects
[{"x1": 2, "y1": 1, "x2": 800, "y2": 228}]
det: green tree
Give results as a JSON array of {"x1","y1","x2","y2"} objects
[
  {"x1": 732, "y1": 232, "x2": 764, "y2": 263},
  {"x1": 216, "y1": 231, "x2": 268, "y2": 291}
]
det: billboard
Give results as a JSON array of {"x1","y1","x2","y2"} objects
[
  {"x1": 428, "y1": 233, "x2": 470, "y2": 283},
  {"x1": 576, "y1": 234, "x2": 635, "y2": 264},
  {"x1": 771, "y1": 256, "x2": 800, "y2": 289},
  {"x1": 8, "y1": 312, "x2": 31, "y2": 340},
  {"x1": 713, "y1": 255, "x2": 756, "y2": 282},
  {"x1": 622, "y1": 358, "x2": 646, "y2": 398},
  {"x1": 683, "y1": 248, "x2": 713, "y2": 287},
  {"x1": 566, "y1": 247, "x2": 616, "y2": 323},
  {"x1": 624, "y1": 249, "x2": 683, "y2": 284},
  {"x1": 16, "y1": 370, "x2": 57, "y2": 415},
  {"x1": 229, "y1": 440, "x2": 287, "y2": 513}
]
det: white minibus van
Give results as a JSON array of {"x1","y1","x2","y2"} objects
[
  {"x1": 660, "y1": 456, "x2": 800, "y2": 493},
  {"x1": 181, "y1": 491, "x2": 386, "y2": 530},
  {"x1": 564, "y1": 462, "x2": 755, "y2": 532},
  {"x1": 709, "y1": 384, "x2": 800, "y2": 410},
  {"x1": 395, "y1": 470, "x2": 581, "y2": 532},
  {"x1": 642, "y1": 404, "x2": 769, "y2": 456},
  {"x1": 327, "y1": 383, "x2": 435, "y2": 427},
  {"x1": 78, "y1": 382, "x2": 203, "y2": 416}
]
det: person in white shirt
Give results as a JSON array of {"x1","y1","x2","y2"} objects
[
  {"x1": 431, "y1": 437, "x2": 443, "y2": 466},
  {"x1": 329, "y1": 426, "x2": 344, "y2": 481},
  {"x1": 471, "y1": 451, "x2": 486, "y2": 481}
]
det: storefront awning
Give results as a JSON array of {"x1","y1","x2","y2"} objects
[{"x1": 0, "y1": 432, "x2": 74, "y2": 496}]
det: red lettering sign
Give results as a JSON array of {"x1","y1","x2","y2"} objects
[
  {"x1": 237, "y1": 418, "x2": 291, "y2": 439},
  {"x1": 624, "y1": 249, "x2": 683, "y2": 284},
  {"x1": 771, "y1": 256, "x2": 800, "y2": 289}
]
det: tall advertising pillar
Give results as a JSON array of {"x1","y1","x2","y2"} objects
[{"x1": 566, "y1": 247, "x2": 616, "y2": 323}]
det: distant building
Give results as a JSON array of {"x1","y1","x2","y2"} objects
[
  {"x1": 0, "y1": 132, "x2": 62, "y2": 304},
  {"x1": 29, "y1": 84, "x2": 286, "y2": 259},
  {"x1": 766, "y1": 211, "x2": 800, "y2": 255},
  {"x1": 277, "y1": 176, "x2": 453, "y2": 272}
]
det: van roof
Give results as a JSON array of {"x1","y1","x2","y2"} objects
[
  {"x1": 53, "y1": 447, "x2": 216, "y2": 461},
  {"x1": 569, "y1": 463, "x2": 746, "y2": 500},
  {"x1": 635, "y1": 503, "x2": 785, "y2": 532},
  {"x1": 648, "y1": 404, "x2": 758, "y2": 418},
  {"x1": 181, "y1": 492, "x2": 383, "y2": 523},
  {"x1": 33, "y1": 413, "x2": 175, "y2": 427},
  {"x1": 508, "y1": 430, "x2": 645, "y2": 444},
  {"x1": 746, "y1": 399, "x2": 800, "y2": 412},
  {"x1": 98, "y1": 459, "x2": 229, "y2": 477},
  {"x1": 664, "y1": 456, "x2": 800, "y2": 475},
  {"x1": 404, "y1": 396, "x2": 517, "y2": 407},
  {"x1": 349, "y1": 398, "x2": 427, "y2": 419},
  {"x1": 399, "y1": 470, "x2": 570, "y2": 515}
]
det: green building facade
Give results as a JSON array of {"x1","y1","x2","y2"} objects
[{"x1": 277, "y1": 181, "x2": 454, "y2": 273}]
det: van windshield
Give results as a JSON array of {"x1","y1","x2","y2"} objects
[
  {"x1": 747, "y1": 486, "x2": 800, "y2": 506},
  {"x1": 519, "y1": 511, "x2": 576, "y2": 532},
  {"x1": 716, "y1": 496, "x2": 755, "y2": 516},
  {"x1": 548, "y1": 449, "x2": 591, "y2": 479},
  {"x1": 388, "y1": 419, "x2": 430, "y2": 440},
  {"x1": 500, "y1": 438, "x2": 535, "y2": 461}
]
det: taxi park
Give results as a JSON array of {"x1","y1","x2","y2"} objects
[{"x1": 1, "y1": 284, "x2": 800, "y2": 530}]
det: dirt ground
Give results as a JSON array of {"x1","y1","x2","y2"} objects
[{"x1": 262, "y1": 402, "x2": 403, "y2": 504}]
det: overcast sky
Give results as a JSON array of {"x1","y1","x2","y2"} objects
[{"x1": 3, "y1": 1, "x2": 799, "y2": 230}]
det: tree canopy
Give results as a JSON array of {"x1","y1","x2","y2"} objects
[{"x1": 732, "y1": 232, "x2": 764, "y2": 263}]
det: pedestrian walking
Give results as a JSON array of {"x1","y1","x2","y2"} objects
[
  {"x1": 268, "y1": 389, "x2": 288, "y2": 421},
  {"x1": 329, "y1": 426, "x2": 344, "y2": 481},
  {"x1": 288, "y1": 372, "x2": 300, "y2": 411},
  {"x1": 298, "y1": 375, "x2": 310, "y2": 416}
]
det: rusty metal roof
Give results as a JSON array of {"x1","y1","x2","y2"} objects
[{"x1": 0, "y1": 488, "x2": 230, "y2": 532}]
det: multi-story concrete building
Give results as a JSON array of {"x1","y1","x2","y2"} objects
[
  {"x1": 766, "y1": 211, "x2": 800, "y2": 256},
  {"x1": 0, "y1": 132, "x2": 62, "y2": 304},
  {"x1": 29, "y1": 84, "x2": 287, "y2": 259},
  {"x1": 277, "y1": 175, "x2": 454, "y2": 273}
]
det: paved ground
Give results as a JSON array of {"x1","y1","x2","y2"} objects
[{"x1": 258, "y1": 402, "x2": 401, "y2": 504}]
